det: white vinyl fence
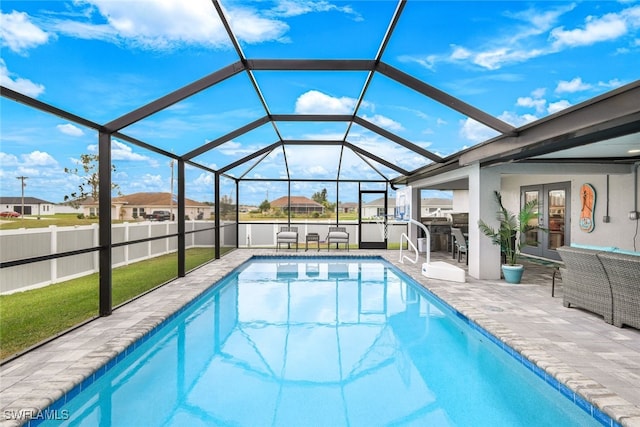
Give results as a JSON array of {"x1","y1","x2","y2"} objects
[
  {"x1": 1, "y1": 220, "x2": 407, "y2": 295},
  {"x1": 0, "y1": 221, "x2": 219, "y2": 295}
]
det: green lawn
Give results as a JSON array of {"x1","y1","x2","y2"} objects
[{"x1": 0, "y1": 247, "x2": 217, "y2": 360}]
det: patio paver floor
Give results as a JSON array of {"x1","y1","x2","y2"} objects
[{"x1": 1, "y1": 249, "x2": 639, "y2": 426}]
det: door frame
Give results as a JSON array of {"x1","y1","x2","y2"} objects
[
  {"x1": 358, "y1": 190, "x2": 388, "y2": 249},
  {"x1": 520, "y1": 182, "x2": 571, "y2": 261}
]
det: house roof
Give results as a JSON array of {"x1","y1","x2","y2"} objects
[
  {"x1": 0, "y1": 197, "x2": 54, "y2": 205},
  {"x1": 270, "y1": 196, "x2": 323, "y2": 208},
  {"x1": 113, "y1": 192, "x2": 208, "y2": 207}
]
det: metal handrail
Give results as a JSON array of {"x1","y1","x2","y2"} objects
[{"x1": 399, "y1": 233, "x2": 419, "y2": 264}]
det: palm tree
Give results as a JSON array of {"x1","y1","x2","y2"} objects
[{"x1": 478, "y1": 191, "x2": 542, "y2": 266}]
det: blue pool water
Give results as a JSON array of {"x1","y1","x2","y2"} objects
[{"x1": 40, "y1": 257, "x2": 606, "y2": 426}]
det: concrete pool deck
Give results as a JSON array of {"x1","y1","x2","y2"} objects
[{"x1": 1, "y1": 249, "x2": 639, "y2": 426}]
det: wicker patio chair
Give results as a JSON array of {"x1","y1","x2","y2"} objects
[
  {"x1": 556, "y1": 246, "x2": 613, "y2": 324},
  {"x1": 597, "y1": 251, "x2": 640, "y2": 329},
  {"x1": 326, "y1": 226, "x2": 349, "y2": 251},
  {"x1": 276, "y1": 227, "x2": 298, "y2": 251}
]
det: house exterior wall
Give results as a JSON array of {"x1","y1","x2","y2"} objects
[
  {"x1": 502, "y1": 170, "x2": 639, "y2": 252},
  {"x1": 409, "y1": 162, "x2": 639, "y2": 280},
  {"x1": 0, "y1": 203, "x2": 55, "y2": 216}
]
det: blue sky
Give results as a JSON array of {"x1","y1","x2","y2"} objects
[{"x1": 1, "y1": 0, "x2": 639, "y2": 206}]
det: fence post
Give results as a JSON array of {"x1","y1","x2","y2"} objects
[
  {"x1": 124, "y1": 222, "x2": 130, "y2": 265},
  {"x1": 49, "y1": 225, "x2": 57, "y2": 283},
  {"x1": 92, "y1": 223, "x2": 99, "y2": 273}
]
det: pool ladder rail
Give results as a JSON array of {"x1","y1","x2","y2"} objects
[
  {"x1": 398, "y1": 219, "x2": 430, "y2": 266},
  {"x1": 396, "y1": 218, "x2": 466, "y2": 283}
]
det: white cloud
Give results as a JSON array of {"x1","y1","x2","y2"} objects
[
  {"x1": 0, "y1": 11, "x2": 50, "y2": 54},
  {"x1": 0, "y1": 59, "x2": 45, "y2": 97},
  {"x1": 531, "y1": 87, "x2": 547, "y2": 99},
  {"x1": 294, "y1": 90, "x2": 356, "y2": 114},
  {"x1": 269, "y1": 0, "x2": 363, "y2": 21},
  {"x1": 548, "y1": 100, "x2": 572, "y2": 114},
  {"x1": 361, "y1": 114, "x2": 404, "y2": 132},
  {"x1": 47, "y1": 0, "x2": 292, "y2": 50},
  {"x1": 499, "y1": 111, "x2": 539, "y2": 127},
  {"x1": 598, "y1": 79, "x2": 624, "y2": 89},
  {"x1": 459, "y1": 118, "x2": 500, "y2": 143},
  {"x1": 550, "y1": 8, "x2": 638, "y2": 48},
  {"x1": 450, "y1": 45, "x2": 472, "y2": 60},
  {"x1": 218, "y1": 140, "x2": 255, "y2": 156},
  {"x1": 0, "y1": 152, "x2": 19, "y2": 167},
  {"x1": 402, "y1": 4, "x2": 640, "y2": 71},
  {"x1": 139, "y1": 173, "x2": 164, "y2": 188},
  {"x1": 57, "y1": 123, "x2": 85, "y2": 137},
  {"x1": 555, "y1": 77, "x2": 592, "y2": 93},
  {"x1": 21, "y1": 151, "x2": 58, "y2": 166},
  {"x1": 193, "y1": 172, "x2": 215, "y2": 187},
  {"x1": 516, "y1": 96, "x2": 547, "y2": 114},
  {"x1": 86, "y1": 140, "x2": 157, "y2": 164},
  {"x1": 473, "y1": 46, "x2": 546, "y2": 71}
]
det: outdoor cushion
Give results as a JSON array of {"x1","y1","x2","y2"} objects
[
  {"x1": 278, "y1": 231, "x2": 297, "y2": 240},
  {"x1": 570, "y1": 243, "x2": 617, "y2": 252},
  {"x1": 329, "y1": 231, "x2": 348, "y2": 240}
]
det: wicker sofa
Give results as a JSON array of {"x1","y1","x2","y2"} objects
[
  {"x1": 598, "y1": 251, "x2": 640, "y2": 329},
  {"x1": 557, "y1": 245, "x2": 640, "y2": 329},
  {"x1": 556, "y1": 246, "x2": 614, "y2": 324}
]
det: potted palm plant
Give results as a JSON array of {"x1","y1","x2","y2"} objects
[{"x1": 478, "y1": 191, "x2": 542, "y2": 284}]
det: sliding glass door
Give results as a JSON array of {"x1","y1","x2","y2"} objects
[{"x1": 521, "y1": 182, "x2": 571, "y2": 261}]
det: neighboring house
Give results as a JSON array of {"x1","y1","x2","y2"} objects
[
  {"x1": 338, "y1": 202, "x2": 358, "y2": 214},
  {"x1": 362, "y1": 197, "x2": 395, "y2": 218},
  {"x1": 362, "y1": 197, "x2": 453, "y2": 218},
  {"x1": 79, "y1": 192, "x2": 212, "y2": 220},
  {"x1": 0, "y1": 197, "x2": 55, "y2": 216},
  {"x1": 270, "y1": 196, "x2": 324, "y2": 214},
  {"x1": 420, "y1": 197, "x2": 454, "y2": 217}
]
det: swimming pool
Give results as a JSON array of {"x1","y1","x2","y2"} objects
[{"x1": 38, "y1": 257, "x2": 608, "y2": 426}]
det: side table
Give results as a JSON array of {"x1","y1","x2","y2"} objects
[{"x1": 306, "y1": 233, "x2": 320, "y2": 252}]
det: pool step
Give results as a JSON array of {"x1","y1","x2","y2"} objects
[{"x1": 422, "y1": 261, "x2": 466, "y2": 283}]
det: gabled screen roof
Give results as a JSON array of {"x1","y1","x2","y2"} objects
[{"x1": 1, "y1": 0, "x2": 638, "y2": 203}]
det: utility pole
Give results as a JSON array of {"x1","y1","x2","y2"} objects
[{"x1": 16, "y1": 176, "x2": 28, "y2": 219}]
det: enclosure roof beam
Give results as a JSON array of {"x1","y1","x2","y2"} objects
[
  {"x1": 376, "y1": 62, "x2": 517, "y2": 136},
  {"x1": 345, "y1": 0, "x2": 406, "y2": 140},
  {"x1": 218, "y1": 142, "x2": 281, "y2": 174},
  {"x1": 353, "y1": 116, "x2": 443, "y2": 163},
  {"x1": 344, "y1": 142, "x2": 409, "y2": 175},
  {"x1": 212, "y1": 1, "x2": 285, "y2": 143},
  {"x1": 271, "y1": 114, "x2": 353, "y2": 122},
  {"x1": 113, "y1": 132, "x2": 179, "y2": 160},
  {"x1": 246, "y1": 59, "x2": 376, "y2": 71},
  {"x1": 183, "y1": 116, "x2": 270, "y2": 160},
  {"x1": 1, "y1": 86, "x2": 105, "y2": 132},
  {"x1": 283, "y1": 140, "x2": 344, "y2": 145},
  {"x1": 104, "y1": 61, "x2": 246, "y2": 132}
]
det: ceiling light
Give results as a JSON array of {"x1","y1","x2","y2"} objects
[{"x1": 629, "y1": 149, "x2": 640, "y2": 154}]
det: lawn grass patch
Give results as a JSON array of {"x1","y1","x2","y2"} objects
[{"x1": 0, "y1": 248, "x2": 217, "y2": 360}]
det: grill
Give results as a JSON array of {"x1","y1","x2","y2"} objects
[
  {"x1": 450, "y1": 212, "x2": 469, "y2": 233},
  {"x1": 421, "y1": 217, "x2": 451, "y2": 251},
  {"x1": 421, "y1": 213, "x2": 469, "y2": 252}
]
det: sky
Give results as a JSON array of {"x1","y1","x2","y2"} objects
[{"x1": 1, "y1": 0, "x2": 639, "y2": 206}]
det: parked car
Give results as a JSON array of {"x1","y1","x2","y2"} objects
[
  {"x1": 0, "y1": 211, "x2": 20, "y2": 218},
  {"x1": 147, "y1": 210, "x2": 171, "y2": 221}
]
